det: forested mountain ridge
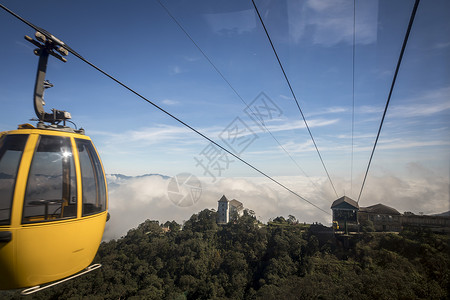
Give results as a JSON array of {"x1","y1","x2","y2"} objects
[{"x1": 2, "y1": 209, "x2": 449, "y2": 299}]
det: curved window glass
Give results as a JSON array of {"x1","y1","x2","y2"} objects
[
  {"x1": 76, "y1": 139, "x2": 106, "y2": 216},
  {"x1": 23, "y1": 135, "x2": 77, "y2": 223},
  {"x1": 0, "y1": 134, "x2": 28, "y2": 225}
]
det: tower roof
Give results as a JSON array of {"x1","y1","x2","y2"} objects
[
  {"x1": 331, "y1": 196, "x2": 359, "y2": 210},
  {"x1": 218, "y1": 195, "x2": 229, "y2": 203}
]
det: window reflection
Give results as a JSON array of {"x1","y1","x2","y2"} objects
[{"x1": 23, "y1": 135, "x2": 77, "y2": 223}]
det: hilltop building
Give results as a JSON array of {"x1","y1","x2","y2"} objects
[
  {"x1": 358, "y1": 203, "x2": 402, "y2": 232},
  {"x1": 217, "y1": 195, "x2": 244, "y2": 224},
  {"x1": 331, "y1": 196, "x2": 450, "y2": 233}
]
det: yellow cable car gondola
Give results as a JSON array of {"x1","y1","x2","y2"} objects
[{"x1": 0, "y1": 29, "x2": 108, "y2": 291}]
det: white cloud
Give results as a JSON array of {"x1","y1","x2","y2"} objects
[
  {"x1": 128, "y1": 125, "x2": 192, "y2": 143},
  {"x1": 336, "y1": 137, "x2": 449, "y2": 153},
  {"x1": 356, "y1": 87, "x2": 450, "y2": 119},
  {"x1": 170, "y1": 65, "x2": 184, "y2": 75},
  {"x1": 264, "y1": 118, "x2": 340, "y2": 132},
  {"x1": 279, "y1": 94, "x2": 293, "y2": 101},
  {"x1": 287, "y1": 0, "x2": 378, "y2": 46},
  {"x1": 204, "y1": 9, "x2": 256, "y2": 35},
  {"x1": 306, "y1": 106, "x2": 349, "y2": 117},
  {"x1": 356, "y1": 169, "x2": 449, "y2": 216},
  {"x1": 433, "y1": 41, "x2": 450, "y2": 50},
  {"x1": 161, "y1": 99, "x2": 180, "y2": 106},
  {"x1": 337, "y1": 133, "x2": 376, "y2": 139},
  {"x1": 183, "y1": 55, "x2": 201, "y2": 62},
  {"x1": 388, "y1": 87, "x2": 450, "y2": 118},
  {"x1": 357, "y1": 105, "x2": 384, "y2": 114},
  {"x1": 325, "y1": 107, "x2": 349, "y2": 114},
  {"x1": 373, "y1": 140, "x2": 450, "y2": 151},
  {"x1": 264, "y1": 134, "x2": 449, "y2": 160},
  {"x1": 278, "y1": 140, "x2": 315, "y2": 153},
  {"x1": 197, "y1": 118, "x2": 340, "y2": 144}
]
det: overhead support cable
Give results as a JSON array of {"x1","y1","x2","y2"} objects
[
  {"x1": 357, "y1": 0, "x2": 421, "y2": 203},
  {"x1": 0, "y1": 3, "x2": 330, "y2": 215},
  {"x1": 251, "y1": 0, "x2": 339, "y2": 199},
  {"x1": 350, "y1": 0, "x2": 356, "y2": 197},
  {"x1": 156, "y1": 0, "x2": 325, "y2": 196}
]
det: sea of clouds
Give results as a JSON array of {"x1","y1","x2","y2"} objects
[{"x1": 103, "y1": 163, "x2": 449, "y2": 241}]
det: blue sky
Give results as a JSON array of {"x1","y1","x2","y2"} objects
[{"x1": 0, "y1": 0, "x2": 449, "y2": 225}]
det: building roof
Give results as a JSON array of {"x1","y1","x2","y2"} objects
[
  {"x1": 229, "y1": 199, "x2": 243, "y2": 209},
  {"x1": 360, "y1": 203, "x2": 401, "y2": 215},
  {"x1": 330, "y1": 196, "x2": 359, "y2": 210},
  {"x1": 218, "y1": 195, "x2": 229, "y2": 203}
]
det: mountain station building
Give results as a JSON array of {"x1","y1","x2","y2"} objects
[{"x1": 331, "y1": 196, "x2": 450, "y2": 233}]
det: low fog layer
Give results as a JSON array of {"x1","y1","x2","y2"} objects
[{"x1": 103, "y1": 164, "x2": 449, "y2": 241}]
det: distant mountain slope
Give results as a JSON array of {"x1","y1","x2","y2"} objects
[
  {"x1": 107, "y1": 173, "x2": 170, "y2": 181},
  {"x1": 106, "y1": 173, "x2": 170, "y2": 189}
]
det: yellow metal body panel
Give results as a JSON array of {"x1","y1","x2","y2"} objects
[
  {"x1": 0, "y1": 213, "x2": 107, "y2": 289},
  {"x1": 0, "y1": 128, "x2": 108, "y2": 289}
]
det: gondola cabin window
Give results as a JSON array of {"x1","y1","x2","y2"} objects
[
  {"x1": 76, "y1": 139, "x2": 106, "y2": 216},
  {"x1": 0, "y1": 134, "x2": 28, "y2": 225},
  {"x1": 23, "y1": 135, "x2": 77, "y2": 223}
]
